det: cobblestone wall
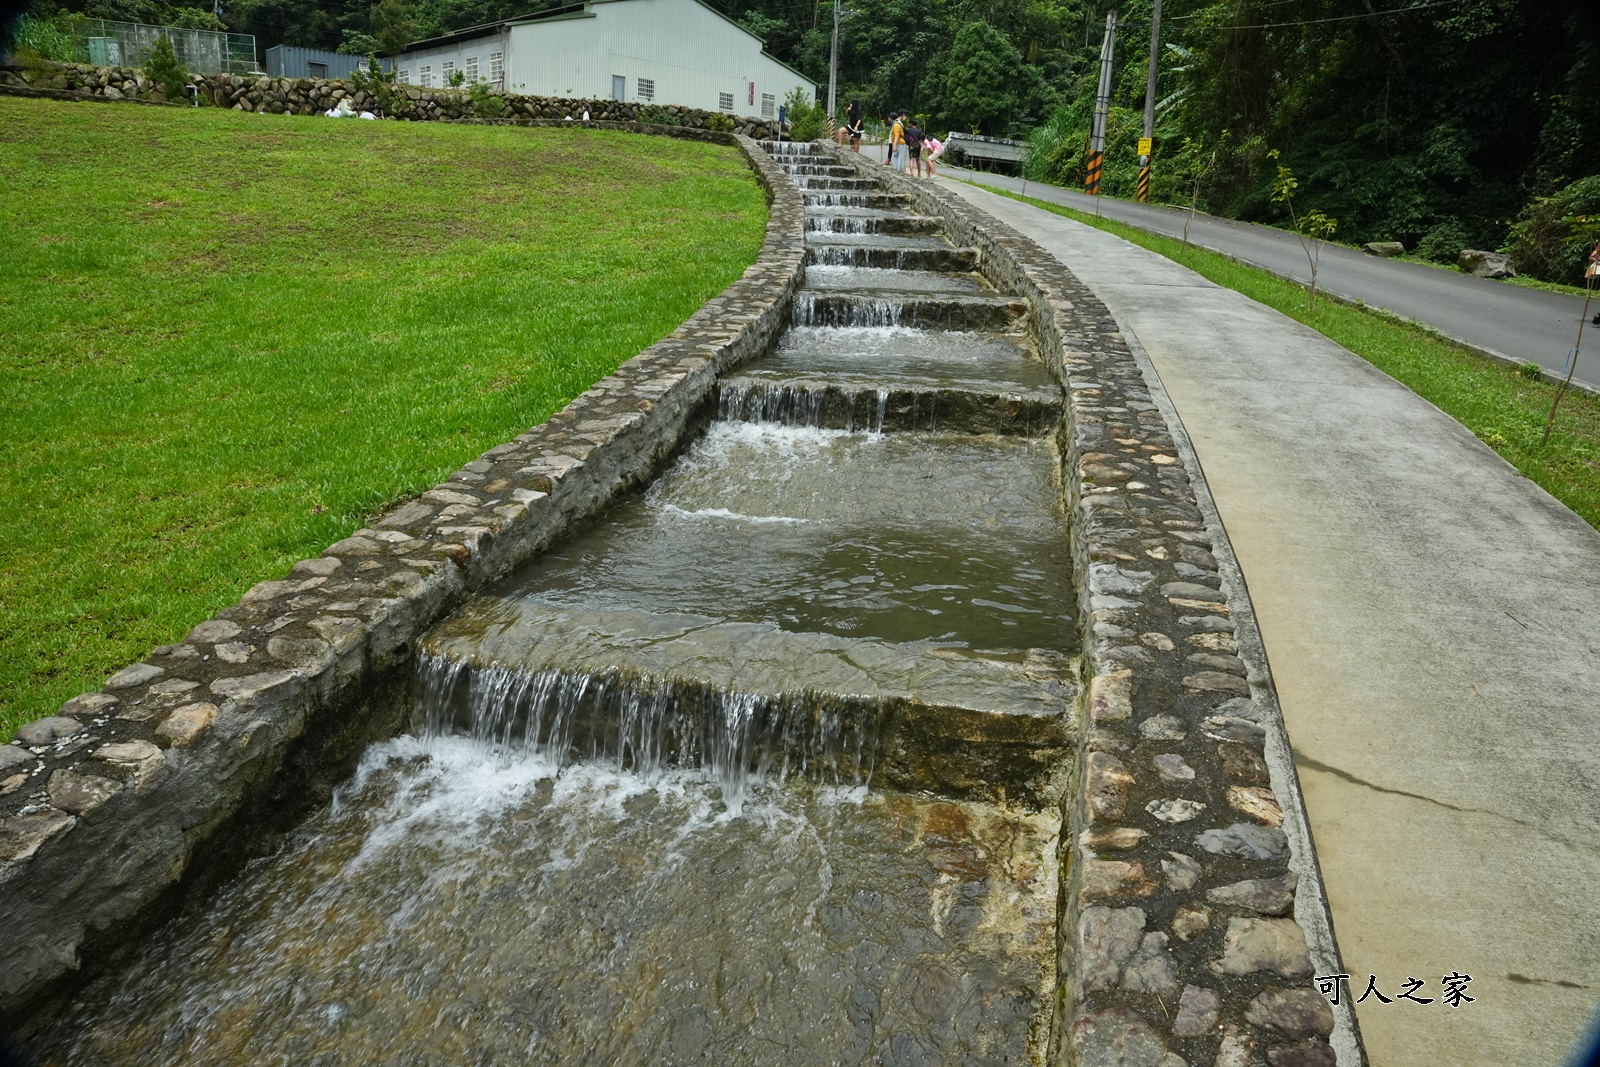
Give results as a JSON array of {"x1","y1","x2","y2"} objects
[
  {"x1": 826, "y1": 146, "x2": 1356, "y2": 1067},
  {"x1": 0, "y1": 135, "x2": 804, "y2": 1033},
  {"x1": 0, "y1": 60, "x2": 783, "y2": 138}
]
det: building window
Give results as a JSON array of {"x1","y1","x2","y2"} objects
[
  {"x1": 718, "y1": 91, "x2": 733, "y2": 112},
  {"x1": 490, "y1": 52, "x2": 504, "y2": 85},
  {"x1": 442, "y1": 60, "x2": 455, "y2": 84},
  {"x1": 465, "y1": 56, "x2": 479, "y2": 82},
  {"x1": 307, "y1": 61, "x2": 327, "y2": 78},
  {"x1": 761, "y1": 93, "x2": 775, "y2": 118},
  {"x1": 637, "y1": 77, "x2": 654, "y2": 100},
  {"x1": 398, "y1": 69, "x2": 411, "y2": 84},
  {"x1": 419, "y1": 65, "x2": 432, "y2": 87}
]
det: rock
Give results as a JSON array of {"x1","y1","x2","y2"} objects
[
  {"x1": 1458, "y1": 249, "x2": 1515, "y2": 278},
  {"x1": 308, "y1": 616, "x2": 366, "y2": 654},
  {"x1": 0, "y1": 809, "x2": 75, "y2": 861},
  {"x1": 156, "y1": 702, "x2": 217, "y2": 746},
  {"x1": 1172, "y1": 984, "x2": 1221, "y2": 1037},
  {"x1": 1200, "y1": 716, "x2": 1265, "y2": 746},
  {"x1": 1147, "y1": 798, "x2": 1206, "y2": 824},
  {"x1": 1152, "y1": 753, "x2": 1195, "y2": 781},
  {"x1": 16, "y1": 716, "x2": 83, "y2": 746},
  {"x1": 242, "y1": 576, "x2": 326, "y2": 602},
  {"x1": 1184, "y1": 671, "x2": 1250, "y2": 695},
  {"x1": 1362, "y1": 241, "x2": 1405, "y2": 257},
  {"x1": 1081, "y1": 906, "x2": 1147, "y2": 991},
  {"x1": 105, "y1": 662, "x2": 163, "y2": 689},
  {"x1": 1187, "y1": 652, "x2": 1247, "y2": 676},
  {"x1": 1206, "y1": 871, "x2": 1297, "y2": 916},
  {"x1": 1267, "y1": 1039, "x2": 1337, "y2": 1067},
  {"x1": 210, "y1": 669, "x2": 298, "y2": 703},
  {"x1": 1080, "y1": 859, "x2": 1158, "y2": 901},
  {"x1": 1161, "y1": 581, "x2": 1225, "y2": 601},
  {"x1": 1245, "y1": 988, "x2": 1335, "y2": 1040},
  {"x1": 1139, "y1": 715, "x2": 1186, "y2": 741},
  {"x1": 1070, "y1": 1006, "x2": 1174, "y2": 1067},
  {"x1": 267, "y1": 636, "x2": 334, "y2": 673},
  {"x1": 1219, "y1": 743, "x2": 1270, "y2": 785},
  {"x1": 147, "y1": 678, "x2": 200, "y2": 701},
  {"x1": 1080, "y1": 826, "x2": 1149, "y2": 852},
  {"x1": 1227, "y1": 785, "x2": 1285, "y2": 826},
  {"x1": 1214, "y1": 917, "x2": 1312, "y2": 978},
  {"x1": 1161, "y1": 851, "x2": 1202, "y2": 890},
  {"x1": 1122, "y1": 932, "x2": 1179, "y2": 995},
  {"x1": 1085, "y1": 751, "x2": 1134, "y2": 822},
  {"x1": 0, "y1": 746, "x2": 33, "y2": 773},
  {"x1": 1171, "y1": 902, "x2": 1212, "y2": 941},
  {"x1": 1092, "y1": 563, "x2": 1153, "y2": 594},
  {"x1": 1088, "y1": 669, "x2": 1134, "y2": 723},
  {"x1": 60, "y1": 693, "x2": 119, "y2": 718},
  {"x1": 47, "y1": 770, "x2": 122, "y2": 816},
  {"x1": 1187, "y1": 631, "x2": 1238, "y2": 654},
  {"x1": 1216, "y1": 1025, "x2": 1258, "y2": 1067},
  {"x1": 214, "y1": 641, "x2": 255, "y2": 664},
  {"x1": 1197, "y1": 823, "x2": 1289, "y2": 861}
]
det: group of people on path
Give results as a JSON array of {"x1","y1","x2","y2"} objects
[{"x1": 835, "y1": 99, "x2": 943, "y2": 179}]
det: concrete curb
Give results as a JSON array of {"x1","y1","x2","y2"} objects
[{"x1": 0, "y1": 134, "x2": 803, "y2": 1033}]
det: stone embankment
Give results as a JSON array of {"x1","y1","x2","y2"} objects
[
  {"x1": 0, "y1": 60, "x2": 783, "y2": 137},
  {"x1": 827, "y1": 146, "x2": 1351, "y2": 1066},
  {"x1": 0, "y1": 135, "x2": 803, "y2": 1033}
]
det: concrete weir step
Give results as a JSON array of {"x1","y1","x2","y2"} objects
[
  {"x1": 422, "y1": 601, "x2": 1078, "y2": 802},
  {"x1": 779, "y1": 163, "x2": 856, "y2": 178},
  {"x1": 804, "y1": 191, "x2": 910, "y2": 211},
  {"x1": 807, "y1": 242, "x2": 977, "y2": 271},
  {"x1": 715, "y1": 375, "x2": 1063, "y2": 435},
  {"x1": 792, "y1": 290, "x2": 1028, "y2": 330},
  {"x1": 793, "y1": 176, "x2": 880, "y2": 191},
  {"x1": 805, "y1": 211, "x2": 945, "y2": 236}
]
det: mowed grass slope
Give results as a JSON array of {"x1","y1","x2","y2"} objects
[{"x1": 0, "y1": 98, "x2": 767, "y2": 737}]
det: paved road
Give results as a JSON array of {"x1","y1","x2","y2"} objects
[
  {"x1": 945, "y1": 181, "x2": 1600, "y2": 1067},
  {"x1": 917, "y1": 160, "x2": 1599, "y2": 391}
]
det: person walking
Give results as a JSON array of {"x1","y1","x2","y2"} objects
[{"x1": 888, "y1": 111, "x2": 907, "y2": 172}]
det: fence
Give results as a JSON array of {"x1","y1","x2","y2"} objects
[{"x1": 77, "y1": 19, "x2": 257, "y2": 75}]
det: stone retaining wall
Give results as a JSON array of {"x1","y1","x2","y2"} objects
[
  {"x1": 825, "y1": 146, "x2": 1354, "y2": 1066},
  {"x1": 0, "y1": 134, "x2": 804, "y2": 1033},
  {"x1": 0, "y1": 60, "x2": 783, "y2": 138}
]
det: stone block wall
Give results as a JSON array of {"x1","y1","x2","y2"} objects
[
  {"x1": 0, "y1": 60, "x2": 783, "y2": 138},
  {"x1": 0, "y1": 135, "x2": 804, "y2": 1034},
  {"x1": 825, "y1": 146, "x2": 1358, "y2": 1066}
]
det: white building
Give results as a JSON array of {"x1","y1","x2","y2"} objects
[{"x1": 391, "y1": 0, "x2": 815, "y2": 121}]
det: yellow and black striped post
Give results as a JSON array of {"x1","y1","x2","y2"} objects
[
  {"x1": 1137, "y1": 162, "x2": 1151, "y2": 201},
  {"x1": 1086, "y1": 150, "x2": 1104, "y2": 195}
]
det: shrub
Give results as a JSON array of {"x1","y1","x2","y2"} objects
[
  {"x1": 447, "y1": 67, "x2": 466, "y2": 87},
  {"x1": 1415, "y1": 219, "x2": 1470, "y2": 264},
  {"x1": 12, "y1": 12, "x2": 88, "y2": 64},
  {"x1": 637, "y1": 105, "x2": 679, "y2": 126},
  {"x1": 468, "y1": 80, "x2": 503, "y2": 119},
  {"x1": 782, "y1": 86, "x2": 822, "y2": 141},
  {"x1": 1506, "y1": 176, "x2": 1600, "y2": 284},
  {"x1": 143, "y1": 33, "x2": 188, "y2": 101},
  {"x1": 350, "y1": 56, "x2": 402, "y2": 116},
  {"x1": 707, "y1": 111, "x2": 735, "y2": 133}
]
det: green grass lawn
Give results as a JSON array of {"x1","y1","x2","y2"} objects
[
  {"x1": 0, "y1": 98, "x2": 767, "y2": 738},
  {"x1": 973, "y1": 185, "x2": 1600, "y2": 532}
]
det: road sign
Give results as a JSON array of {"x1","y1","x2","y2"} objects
[{"x1": 1138, "y1": 137, "x2": 1152, "y2": 156}]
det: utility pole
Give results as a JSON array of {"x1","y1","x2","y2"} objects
[
  {"x1": 1087, "y1": 10, "x2": 1117, "y2": 196},
  {"x1": 827, "y1": 0, "x2": 840, "y2": 138},
  {"x1": 1138, "y1": 0, "x2": 1161, "y2": 201}
]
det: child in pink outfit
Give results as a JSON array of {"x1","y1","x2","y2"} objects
[{"x1": 923, "y1": 135, "x2": 945, "y2": 178}]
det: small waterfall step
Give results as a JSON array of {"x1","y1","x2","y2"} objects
[
  {"x1": 716, "y1": 375, "x2": 1062, "y2": 435},
  {"x1": 422, "y1": 600, "x2": 1075, "y2": 802},
  {"x1": 804, "y1": 191, "x2": 911, "y2": 211},
  {"x1": 792, "y1": 175, "x2": 880, "y2": 191},
  {"x1": 802, "y1": 266, "x2": 990, "y2": 295},
  {"x1": 806, "y1": 242, "x2": 978, "y2": 271},
  {"x1": 803, "y1": 231, "x2": 951, "y2": 249},
  {"x1": 806, "y1": 210, "x2": 945, "y2": 235},
  {"x1": 792, "y1": 290, "x2": 1027, "y2": 330},
  {"x1": 761, "y1": 325, "x2": 1060, "y2": 393}
]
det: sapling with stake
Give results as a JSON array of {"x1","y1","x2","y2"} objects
[{"x1": 1270, "y1": 150, "x2": 1337, "y2": 312}]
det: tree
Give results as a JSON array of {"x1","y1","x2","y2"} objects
[
  {"x1": 923, "y1": 20, "x2": 1047, "y2": 137},
  {"x1": 370, "y1": 0, "x2": 418, "y2": 55},
  {"x1": 143, "y1": 32, "x2": 188, "y2": 100},
  {"x1": 1270, "y1": 150, "x2": 1337, "y2": 312}
]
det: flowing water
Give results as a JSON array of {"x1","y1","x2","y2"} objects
[{"x1": 34, "y1": 142, "x2": 1078, "y2": 1067}]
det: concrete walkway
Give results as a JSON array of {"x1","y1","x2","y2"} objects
[
  {"x1": 940, "y1": 181, "x2": 1600, "y2": 1066},
  {"x1": 924, "y1": 159, "x2": 1599, "y2": 392}
]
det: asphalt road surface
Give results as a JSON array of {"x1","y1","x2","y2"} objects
[{"x1": 874, "y1": 152, "x2": 1599, "y2": 391}]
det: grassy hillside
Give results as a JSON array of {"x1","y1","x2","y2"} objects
[{"x1": 0, "y1": 99, "x2": 768, "y2": 737}]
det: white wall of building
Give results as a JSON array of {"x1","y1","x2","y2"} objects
[{"x1": 392, "y1": 0, "x2": 814, "y2": 119}]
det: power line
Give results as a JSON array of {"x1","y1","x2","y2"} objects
[
  {"x1": 1176, "y1": 0, "x2": 1467, "y2": 31},
  {"x1": 1168, "y1": 0, "x2": 1314, "y2": 22}
]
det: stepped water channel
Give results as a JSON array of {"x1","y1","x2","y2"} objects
[{"x1": 35, "y1": 144, "x2": 1082, "y2": 1066}]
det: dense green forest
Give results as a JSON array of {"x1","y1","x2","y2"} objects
[{"x1": 12, "y1": 0, "x2": 1600, "y2": 279}]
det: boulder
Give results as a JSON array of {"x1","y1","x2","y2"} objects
[
  {"x1": 1362, "y1": 241, "x2": 1405, "y2": 257},
  {"x1": 1459, "y1": 249, "x2": 1516, "y2": 278}
]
